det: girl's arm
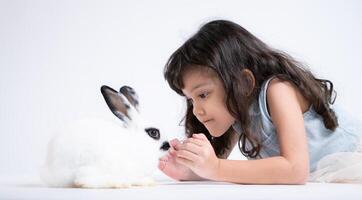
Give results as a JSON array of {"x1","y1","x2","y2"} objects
[
  {"x1": 217, "y1": 79, "x2": 310, "y2": 184},
  {"x1": 175, "y1": 79, "x2": 310, "y2": 184},
  {"x1": 216, "y1": 156, "x2": 307, "y2": 184}
]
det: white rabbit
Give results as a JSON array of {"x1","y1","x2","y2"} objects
[{"x1": 41, "y1": 85, "x2": 170, "y2": 188}]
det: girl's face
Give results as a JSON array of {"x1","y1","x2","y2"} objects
[{"x1": 182, "y1": 67, "x2": 235, "y2": 137}]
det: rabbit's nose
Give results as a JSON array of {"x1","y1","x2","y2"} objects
[{"x1": 160, "y1": 141, "x2": 170, "y2": 151}]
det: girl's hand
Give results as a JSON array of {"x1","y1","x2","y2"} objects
[
  {"x1": 174, "y1": 133, "x2": 220, "y2": 180},
  {"x1": 158, "y1": 139, "x2": 194, "y2": 181}
]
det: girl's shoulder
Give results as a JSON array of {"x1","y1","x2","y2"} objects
[{"x1": 266, "y1": 77, "x2": 311, "y2": 114}]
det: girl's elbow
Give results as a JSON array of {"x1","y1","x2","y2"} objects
[
  {"x1": 290, "y1": 167, "x2": 309, "y2": 185},
  {"x1": 292, "y1": 174, "x2": 308, "y2": 185}
]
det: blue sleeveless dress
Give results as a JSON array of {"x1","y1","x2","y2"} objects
[{"x1": 232, "y1": 77, "x2": 361, "y2": 172}]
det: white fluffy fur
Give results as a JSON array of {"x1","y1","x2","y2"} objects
[{"x1": 41, "y1": 116, "x2": 167, "y2": 188}]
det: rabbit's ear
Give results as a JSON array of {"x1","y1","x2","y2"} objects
[
  {"x1": 100, "y1": 85, "x2": 131, "y2": 122},
  {"x1": 119, "y1": 86, "x2": 139, "y2": 110}
]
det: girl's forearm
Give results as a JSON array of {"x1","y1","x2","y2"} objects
[{"x1": 212, "y1": 156, "x2": 308, "y2": 184}]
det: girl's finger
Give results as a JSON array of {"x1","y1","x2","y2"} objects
[
  {"x1": 178, "y1": 141, "x2": 202, "y2": 155},
  {"x1": 171, "y1": 138, "x2": 188, "y2": 151},
  {"x1": 169, "y1": 148, "x2": 177, "y2": 156},
  {"x1": 158, "y1": 160, "x2": 167, "y2": 170},
  {"x1": 183, "y1": 137, "x2": 204, "y2": 147},
  {"x1": 176, "y1": 149, "x2": 199, "y2": 162},
  {"x1": 170, "y1": 138, "x2": 181, "y2": 147},
  {"x1": 175, "y1": 156, "x2": 193, "y2": 168},
  {"x1": 192, "y1": 133, "x2": 208, "y2": 140}
]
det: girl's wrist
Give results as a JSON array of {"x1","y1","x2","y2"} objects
[{"x1": 208, "y1": 158, "x2": 222, "y2": 181}]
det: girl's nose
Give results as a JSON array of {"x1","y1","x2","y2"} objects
[{"x1": 193, "y1": 102, "x2": 205, "y2": 117}]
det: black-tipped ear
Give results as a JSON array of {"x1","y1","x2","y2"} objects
[
  {"x1": 119, "y1": 86, "x2": 139, "y2": 110},
  {"x1": 101, "y1": 85, "x2": 130, "y2": 122}
]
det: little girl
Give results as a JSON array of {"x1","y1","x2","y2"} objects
[{"x1": 158, "y1": 20, "x2": 362, "y2": 184}]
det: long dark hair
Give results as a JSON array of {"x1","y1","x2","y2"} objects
[{"x1": 164, "y1": 20, "x2": 338, "y2": 158}]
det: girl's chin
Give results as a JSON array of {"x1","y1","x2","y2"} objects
[
  {"x1": 208, "y1": 130, "x2": 224, "y2": 138},
  {"x1": 207, "y1": 127, "x2": 230, "y2": 138}
]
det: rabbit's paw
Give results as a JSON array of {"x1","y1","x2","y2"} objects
[
  {"x1": 73, "y1": 167, "x2": 111, "y2": 188},
  {"x1": 73, "y1": 177, "x2": 104, "y2": 188},
  {"x1": 110, "y1": 182, "x2": 132, "y2": 188},
  {"x1": 132, "y1": 177, "x2": 156, "y2": 187}
]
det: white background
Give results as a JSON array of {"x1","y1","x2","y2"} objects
[{"x1": 0, "y1": 0, "x2": 361, "y2": 179}]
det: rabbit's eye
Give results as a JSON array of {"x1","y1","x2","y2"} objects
[{"x1": 145, "y1": 128, "x2": 160, "y2": 140}]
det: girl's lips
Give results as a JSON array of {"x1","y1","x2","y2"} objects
[{"x1": 203, "y1": 119, "x2": 213, "y2": 124}]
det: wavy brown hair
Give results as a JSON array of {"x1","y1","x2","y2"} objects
[{"x1": 164, "y1": 20, "x2": 338, "y2": 158}]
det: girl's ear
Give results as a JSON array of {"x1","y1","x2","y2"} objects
[{"x1": 241, "y1": 69, "x2": 255, "y2": 96}]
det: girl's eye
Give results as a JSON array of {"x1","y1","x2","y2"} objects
[{"x1": 199, "y1": 92, "x2": 208, "y2": 99}]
